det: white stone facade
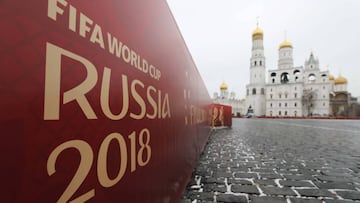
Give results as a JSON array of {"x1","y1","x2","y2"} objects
[
  {"x1": 245, "y1": 25, "x2": 266, "y2": 116},
  {"x1": 266, "y1": 52, "x2": 333, "y2": 117},
  {"x1": 246, "y1": 24, "x2": 349, "y2": 117},
  {"x1": 213, "y1": 82, "x2": 246, "y2": 116}
]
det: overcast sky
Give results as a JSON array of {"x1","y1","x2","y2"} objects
[{"x1": 167, "y1": 0, "x2": 360, "y2": 99}]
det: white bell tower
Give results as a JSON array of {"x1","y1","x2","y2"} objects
[{"x1": 246, "y1": 20, "x2": 266, "y2": 116}]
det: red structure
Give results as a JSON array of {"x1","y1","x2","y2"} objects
[
  {"x1": 211, "y1": 104, "x2": 232, "y2": 127},
  {"x1": 0, "y1": 1, "x2": 211, "y2": 202}
]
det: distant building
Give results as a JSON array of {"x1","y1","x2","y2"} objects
[
  {"x1": 213, "y1": 81, "x2": 246, "y2": 117},
  {"x1": 348, "y1": 96, "x2": 360, "y2": 117},
  {"x1": 245, "y1": 23, "x2": 355, "y2": 117},
  {"x1": 245, "y1": 22, "x2": 266, "y2": 116}
]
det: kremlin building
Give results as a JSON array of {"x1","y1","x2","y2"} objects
[
  {"x1": 213, "y1": 81, "x2": 246, "y2": 117},
  {"x1": 213, "y1": 22, "x2": 358, "y2": 117},
  {"x1": 245, "y1": 23, "x2": 353, "y2": 117}
]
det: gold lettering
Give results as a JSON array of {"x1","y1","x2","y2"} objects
[
  {"x1": 98, "y1": 133, "x2": 127, "y2": 187},
  {"x1": 47, "y1": 140, "x2": 94, "y2": 203},
  {"x1": 79, "y1": 12, "x2": 93, "y2": 38},
  {"x1": 130, "y1": 80, "x2": 146, "y2": 120},
  {"x1": 146, "y1": 86, "x2": 157, "y2": 119},
  {"x1": 69, "y1": 5, "x2": 76, "y2": 32},
  {"x1": 90, "y1": 24, "x2": 105, "y2": 49},
  {"x1": 130, "y1": 50, "x2": 138, "y2": 68},
  {"x1": 44, "y1": 42, "x2": 97, "y2": 120},
  {"x1": 47, "y1": 0, "x2": 68, "y2": 21},
  {"x1": 162, "y1": 93, "x2": 171, "y2": 118},
  {"x1": 157, "y1": 90, "x2": 161, "y2": 118},
  {"x1": 121, "y1": 45, "x2": 131, "y2": 63},
  {"x1": 100, "y1": 68, "x2": 129, "y2": 120},
  {"x1": 142, "y1": 59, "x2": 148, "y2": 73},
  {"x1": 107, "y1": 33, "x2": 122, "y2": 58}
]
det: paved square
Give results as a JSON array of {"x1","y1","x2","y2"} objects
[{"x1": 181, "y1": 119, "x2": 360, "y2": 202}]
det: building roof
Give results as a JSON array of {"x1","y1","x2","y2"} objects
[
  {"x1": 279, "y1": 40, "x2": 293, "y2": 49},
  {"x1": 252, "y1": 22, "x2": 263, "y2": 40},
  {"x1": 335, "y1": 75, "x2": 347, "y2": 85},
  {"x1": 220, "y1": 81, "x2": 228, "y2": 90}
]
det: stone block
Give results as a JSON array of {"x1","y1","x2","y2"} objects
[
  {"x1": 250, "y1": 196, "x2": 287, "y2": 203},
  {"x1": 231, "y1": 185, "x2": 259, "y2": 195},
  {"x1": 216, "y1": 194, "x2": 248, "y2": 203},
  {"x1": 261, "y1": 186, "x2": 296, "y2": 196}
]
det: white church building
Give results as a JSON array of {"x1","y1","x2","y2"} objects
[
  {"x1": 246, "y1": 23, "x2": 349, "y2": 117},
  {"x1": 213, "y1": 81, "x2": 246, "y2": 117}
]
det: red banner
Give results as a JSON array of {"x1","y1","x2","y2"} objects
[
  {"x1": 0, "y1": 1, "x2": 211, "y2": 202},
  {"x1": 211, "y1": 104, "x2": 233, "y2": 127}
]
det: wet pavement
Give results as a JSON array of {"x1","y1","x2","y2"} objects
[{"x1": 181, "y1": 118, "x2": 360, "y2": 203}]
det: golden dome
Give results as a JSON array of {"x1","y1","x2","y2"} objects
[
  {"x1": 279, "y1": 40, "x2": 293, "y2": 49},
  {"x1": 335, "y1": 75, "x2": 347, "y2": 84},
  {"x1": 252, "y1": 21, "x2": 263, "y2": 40},
  {"x1": 220, "y1": 81, "x2": 228, "y2": 90},
  {"x1": 252, "y1": 27, "x2": 263, "y2": 36},
  {"x1": 329, "y1": 74, "x2": 335, "y2": 80}
]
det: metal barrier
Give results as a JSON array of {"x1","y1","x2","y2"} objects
[{"x1": 211, "y1": 104, "x2": 233, "y2": 128}]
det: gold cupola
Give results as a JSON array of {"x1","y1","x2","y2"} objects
[
  {"x1": 335, "y1": 75, "x2": 347, "y2": 85},
  {"x1": 220, "y1": 81, "x2": 228, "y2": 90},
  {"x1": 279, "y1": 31, "x2": 293, "y2": 49},
  {"x1": 329, "y1": 74, "x2": 335, "y2": 81},
  {"x1": 279, "y1": 40, "x2": 293, "y2": 49},
  {"x1": 252, "y1": 21, "x2": 263, "y2": 40}
]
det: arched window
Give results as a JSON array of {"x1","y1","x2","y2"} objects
[
  {"x1": 252, "y1": 88, "x2": 256, "y2": 95},
  {"x1": 279, "y1": 111, "x2": 281, "y2": 116},
  {"x1": 261, "y1": 88, "x2": 265, "y2": 95},
  {"x1": 308, "y1": 73, "x2": 316, "y2": 83},
  {"x1": 294, "y1": 111, "x2": 297, "y2": 116},
  {"x1": 254, "y1": 61, "x2": 257, "y2": 66},
  {"x1": 259, "y1": 60, "x2": 262, "y2": 66},
  {"x1": 285, "y1": 103, "x2": 287, "y2": 107},
  {"x1": 285, "y1": 111, "x2": 288, "y2": 116},
  {"x1": 293, "y1": 70, "x2": 300, "y2": 75},
  {"x1": 270, "y1": 111, "x2": 273, "y2": 116},
  {"x1": 321, "y1": 74, "x2": 327, "y2": 82},
  {"x1": 294, "y1": 102, "x2": 297, "y2": 107},
  {"x1": 280, "y1": 72, "x2": 289, "y2": 84},
  {"x1": 272, "y1": 78, "x2": 275, "y2": 83}
]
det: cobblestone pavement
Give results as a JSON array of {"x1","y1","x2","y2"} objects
[{"x1": 181, "y1": 118, "x2": 360, "y2": 203}]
